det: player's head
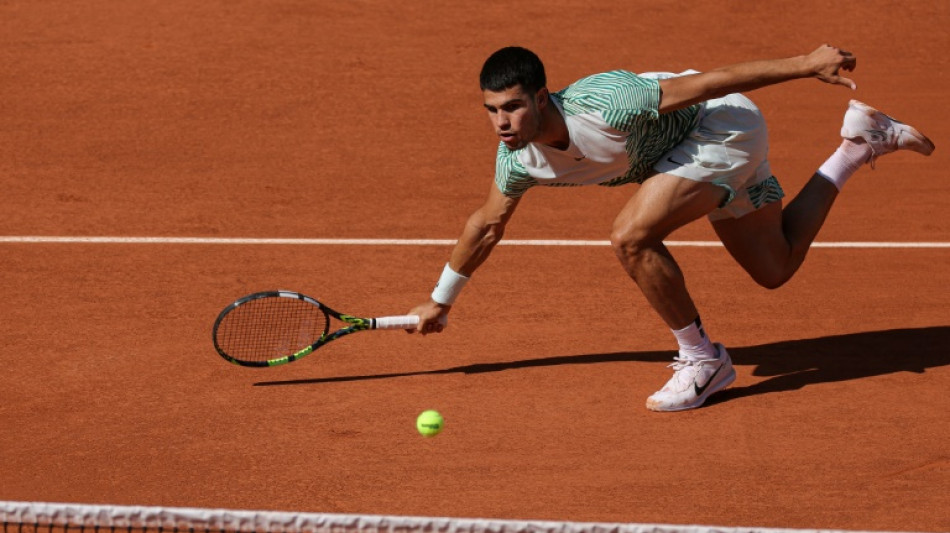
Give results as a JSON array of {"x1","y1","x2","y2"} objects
[
  {"x1": 479, "y1": 46, "x2": 546, "y2": 94},
  {"x1": 480, "y1": 47, "x2": 549, "y2": 150}
]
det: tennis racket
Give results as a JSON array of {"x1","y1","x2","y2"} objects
[{"x1": 212, "y1": 291, "x2": 420, "y2": 367}]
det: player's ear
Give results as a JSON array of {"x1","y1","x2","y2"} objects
[{"x1": 535, "y1": 87, "x2": 549, "y2": 109}]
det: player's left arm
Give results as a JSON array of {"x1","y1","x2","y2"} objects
[{"x1": 656, "y1": 44, "x2": 856, "y2": 113}]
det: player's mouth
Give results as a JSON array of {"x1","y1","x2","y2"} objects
[{"x1": 499, "y1": 132, "x2": 518, "y2": 146}]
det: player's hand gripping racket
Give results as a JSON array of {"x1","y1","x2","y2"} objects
[{"x1": 212, "y1": 291, "x2": 419, "y2": 367}]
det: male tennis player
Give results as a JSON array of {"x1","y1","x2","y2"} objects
[{"x1": 406, "y1": 44, "x2": 935, "y2": 412}]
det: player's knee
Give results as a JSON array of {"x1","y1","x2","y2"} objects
[
  {"x1": 609, "y1": 226, "x2": 658, "y2": 261},
  {"x1": 755, "y1": 277, "x2": 787, "y2": 290},
  {"x1": 744, "y1": 251, "x2": 806, "y2": 289},
  {"x1": 749, "y1": 269, "x2": 792, "y2": 290}
]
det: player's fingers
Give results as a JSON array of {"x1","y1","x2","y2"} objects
[
  {"x1": 415, "y1": 319, "x2": 440, "y2": 335},
  {"x1": 840, "y1": 54, "x2": 856, "y2": 72},
  {"x1": 836, "y1": 75, "x2": 857, "y2": 90}
]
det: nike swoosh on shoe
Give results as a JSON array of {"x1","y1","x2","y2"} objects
[{"x1": 693, "y1": 364, "x2": 723, "y2": 397}]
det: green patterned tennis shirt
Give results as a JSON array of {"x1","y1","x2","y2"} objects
[{"x1": 494, "y1": 70, "x2": 700, "y2": 198}]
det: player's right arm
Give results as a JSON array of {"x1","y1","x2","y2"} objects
[
  {"x1": 449, "y1": 184, "x2": 520, "y2": 276},
  {"x1": 408, "y1": 185, "x2": 521, "y2": 334},
  {"x1": 656, "y1": 44, "x2": 857, "y2": 113}
]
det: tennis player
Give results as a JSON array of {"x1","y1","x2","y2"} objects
[{"x1": 407, "y1": 44, "x2": 935, "y2": 412}]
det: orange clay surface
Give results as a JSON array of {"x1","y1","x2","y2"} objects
[{"x1": 1, "y1": 1, "x2": 948, "y2": 532}]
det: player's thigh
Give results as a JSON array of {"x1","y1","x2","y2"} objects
[
  {"x1": 711, "y1": 199, "x2": 790, "y2": 276},
  {"x1": 613, "y1": 173, "x2": 728, "y2": 244}
]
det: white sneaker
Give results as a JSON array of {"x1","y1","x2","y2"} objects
[
  {"x1": 645, "y1": 343, "x2": 736, "y2": 412},
  {"x1": 840, "y1": 99, "x2": 935, "y2": 168}
]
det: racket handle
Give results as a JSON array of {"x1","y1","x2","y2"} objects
[{"x1": 373, "y1": 315, "x2": 421, "y2": 330}]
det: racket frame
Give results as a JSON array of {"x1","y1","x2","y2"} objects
[{"x1": 212, "y1": 290, "x2": 393, "y2": 367}]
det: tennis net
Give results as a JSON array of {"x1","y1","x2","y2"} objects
[{"x1": 0, "y1": 501, "x2": 907, "y2": 533}]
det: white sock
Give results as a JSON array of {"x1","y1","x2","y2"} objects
[
  {"x1": 672, "y1": 317, "x2": 716, "y2": 360},
  {"x1": 817, "y1": 140, "x2": 872, "y2": 191}
]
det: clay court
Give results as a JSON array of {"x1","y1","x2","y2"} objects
[{"x1": 1, "y1": 1, "x2": 948, "y2": 532}]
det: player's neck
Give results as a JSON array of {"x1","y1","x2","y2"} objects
[{"x1": 536, "y1": 94, "x2": 570, "y2": 151}]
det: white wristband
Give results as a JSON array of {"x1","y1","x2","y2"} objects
[{"x1": 430, "y1": 263, "x2": 469, "y2": 305}]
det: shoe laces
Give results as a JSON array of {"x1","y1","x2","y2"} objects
[
  {"x1": 866, "y1": 126, "x2": 892, "y2": 169},
  {"x1": 864, "y1": 111, "x2": 902, "y2": 169},
  {"x1": 669, "y1": 355, "x2": 717, "y2": 369},
  {"x1": 665, "y1": 356, "x2": 717, "y2": 387}
]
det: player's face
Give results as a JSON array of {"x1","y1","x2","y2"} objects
[{"x1": 483, "y1": 85, "x2": 545, "y2": 151}]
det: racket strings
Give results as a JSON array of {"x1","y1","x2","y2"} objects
[{"x1": 216, "y1": 297, "x2": 329, "y2": 363}]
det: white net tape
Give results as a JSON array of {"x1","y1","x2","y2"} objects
[{"x1": 0, "y1": 501, "x2": 909, "y2": 533}]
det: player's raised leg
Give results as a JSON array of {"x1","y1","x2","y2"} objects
[
  {"x1": 712, "y1": 179, "x2": 836, "y2": 289},
  {"x1": 714, "y1": 100, "x2": 935, "y2": 289},
  {"x1": 610, "y1": 173, "x2": 737, "y2": 412}
]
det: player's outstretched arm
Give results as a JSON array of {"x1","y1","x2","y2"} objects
[
  {"x1": 657, "y1": 44, "x2": 857, "y2": 113},
  {"x1": 408, "y1": 185, "x2": 520, "y2": 335}
]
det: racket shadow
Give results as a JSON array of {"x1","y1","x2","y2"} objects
[
  {"x1": 255, "y1": 326, "x2": 950, "y2": 406},
  {"x1": 253, "y1": 350, "x2": 674, "y2": 387}
]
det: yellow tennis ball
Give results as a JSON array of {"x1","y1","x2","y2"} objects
[{"x1": 416, "y1": 410, "x2": 444, "y2": 437}]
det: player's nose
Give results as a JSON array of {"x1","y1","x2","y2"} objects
[{"x1": 494, "y1": 111, "x2": 510, "y2": 130}]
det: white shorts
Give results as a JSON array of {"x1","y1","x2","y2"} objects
[{"x1": 652, "y1": 92, "x2": 785, "y2": 221}]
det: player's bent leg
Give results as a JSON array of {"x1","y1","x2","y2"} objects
[
  {"x1": 712, "y1": 175, "x2": 839, "y2": 289},
  {"x1": 611, "y1": 174, "x2": 737, "y2": 412},
  {"x1": 715, "y1": 100, "x2": 936, "y2": 289},
  {"x1": 611, "y1": 173, "x2": 727, "y2": 329},
  {"x1": 711, "y1": 202, "x2": 790, "y2": 289}
]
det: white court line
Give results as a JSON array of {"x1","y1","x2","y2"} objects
[{"x1": 0, "y1": 235, "x2": 949, "y2": 248}]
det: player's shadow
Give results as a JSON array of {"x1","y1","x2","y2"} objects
[{"x1": 254, "y1": 326, "x2": 949, "y2": 404}]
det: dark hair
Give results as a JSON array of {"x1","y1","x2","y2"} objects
[{"x1": 479, "y1": 46, "x2": 546, "y2": 94}]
